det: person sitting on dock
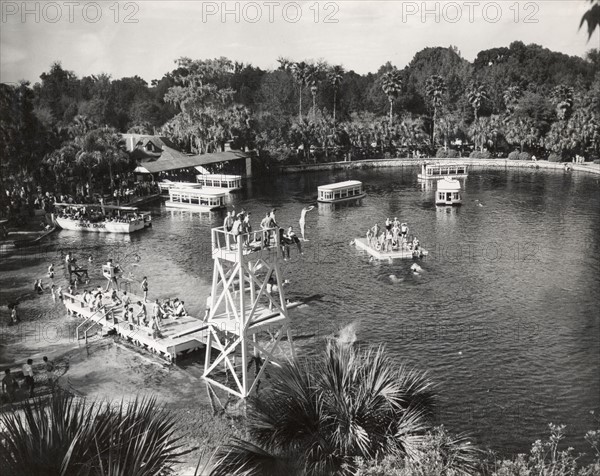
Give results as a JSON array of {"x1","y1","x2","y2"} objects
[
  {"x1": 154, "y1": 300, "x2": 166, "y2": 322},
  {"x1": 125, "y1": 307, "x2": 134, "y2": 322},
  {"x1": 121, "y1": 291, "x2": 131, "y2": 309},
  {"x1": 286, "y1": 227, "x2": 303, "y2": 255},
  {"x1": 174, "y1": 300, "x2": 187, "y2": 318},
  {"x1": 136, "y1": 301, "x2": 148, "y2": 326},
  {"x1": 110, "y1": 289, "x2": 123, "y2": 308}
]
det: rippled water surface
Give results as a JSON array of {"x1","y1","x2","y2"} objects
[{"x1": 2, "y1": 166, "x2": 599, "y2": 455}]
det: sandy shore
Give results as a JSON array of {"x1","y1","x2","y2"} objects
[{"x1": 0, "y1": 253, "x2": 238, "y2": 475}]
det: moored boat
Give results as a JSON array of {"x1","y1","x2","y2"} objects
[
  {"x1": 196, "y1": 174, "x2": 242, "y2": 192},
  {"x1": 317, "y1": 180, "x2": 366, "y2": 203},
  {"x1": 418, "y1": 163, "x2": 468, "y2": 180},
  {"x1": 165, "y1": 188, "x2": 226, "y2": 211},
  {"x1": 53, "y1": 203, "x2": 151, "y2": 234},
  {"x1": 435, "y1": 178, "x2": 462, "y2": 205}
]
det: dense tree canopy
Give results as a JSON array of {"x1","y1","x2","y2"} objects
[{"x1": 1, "y1": 43, "x2": 599, "y2": 197}]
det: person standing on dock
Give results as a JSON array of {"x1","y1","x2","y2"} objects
[
  {"x1": 2, "y1": 369, "x2": 17, "y2": 403},
  {"x1": 22, "y1": 359, "x2": 35, "y2": 398},
  {"x1": 141, "y1": 277, "x2": 148, "y2": 302},
  {"x1": 48, "y1": 263, "x2": 54, "y2": 279},
  {"x1": 224, "y1": 210, "x2": 235, "y2": 249},
  {"x1": 299, "y1": 206, "x2": 315, "y2": 241},
  {"x1": 103, "y1": 259, "x2": 121, "y2": 292}
]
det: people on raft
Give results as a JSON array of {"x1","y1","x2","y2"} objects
[{"x1": 365, "y1": 221, "x2": 422, "y2": 254}]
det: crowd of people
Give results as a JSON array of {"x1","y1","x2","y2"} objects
[
  {"x1": 222, "y1": 207, "x2": 307, "y2": 259},
  {"x1": 1, "y1": 356, "x2": 56, "y2": 404},
  {"x1": 366, "y1": 218, "x2": 422, "y2": 254}
]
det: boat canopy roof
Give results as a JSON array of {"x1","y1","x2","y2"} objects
[
  {"x1": 54, "y1": 203, "x2": 140, "y2": 211},
  {"x1": 169, "y1": 188, "x2": 227, "y2": 197},
  {"x1": 436, "y1": 179, "x2": 461, "y2": 190},
  {"x1": 318, "y1": 180, "x2": 363, "y2": 191},
  {"x1": 196, "y1": 173, "x2": 242, "y2": 180}
]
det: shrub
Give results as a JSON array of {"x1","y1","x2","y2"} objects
[
  {"x1": 508, "y1": 151, "x2": 520, "y2": 160},
  {"x1": 211, "y1": 342, "x2": 437, "y2": 476},
  {"x1": 436, "y1": 147, "x2": 448, "y2": 158},
  {"x1": 0, "y1": 391, "x2": 187, "y2": 476},
  {"x1": 594, "y1": 159, "x2": 600, "y2": 164},
  {"x1": 447, "y1": 149, "x2": 459, "y2": 158},
  {"x1": 469, "y1": 150, "x2": 480, "y2": 158},
  {"x1": 518, "y1": 151, "x2": 531, "y2": 161},
  {"x1": 479, "y1": 150, "x2": 492, "y2": 159},
  {"x1": 548, "y1": 152, "x2": 562, "y2": 162}
]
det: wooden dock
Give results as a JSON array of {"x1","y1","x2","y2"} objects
[
  {"x1": 354, "y1": 237, "x2": 428, "y2": 260},
  {"x1": 63, "y1": 290, "x2": 301, "y2": 362},
  {"x1": 63, "y1": 291, "x2": 211, "y2": 361}
]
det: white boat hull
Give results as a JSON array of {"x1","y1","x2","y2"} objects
[
  {"x1": 317, "y1": 192, "x2": 366, "y2": 203},
  {"x1": 55, "y1": 217, "x2": 149, "y2": 233},
  {"x1": 435, "y1": 199, "x2": 462, "y2": 206},
  {"x1": 165, "y1": 201, "x2": 224, "y2": 211}
]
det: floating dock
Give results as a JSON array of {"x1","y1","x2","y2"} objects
[
  {"x1": 354, "y1": 237, "x2": 428, "y2": 260},
  {"x1": 63, "y1": 289, "x2": 302, "y2": 363}
]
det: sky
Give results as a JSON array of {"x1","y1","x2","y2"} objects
[{"x1": 1, "y1": 0, "x2": 598, "y2": 84}]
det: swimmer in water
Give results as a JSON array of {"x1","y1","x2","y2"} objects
[{"x1": 411, "y1": 263, "x2": 423, "y2": 274}]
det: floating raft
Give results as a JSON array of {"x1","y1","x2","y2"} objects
[
  {"x1": 63, "y1": 291, "x2": 304, "y2": 362},
  {"x1": 63, "y1": 292, "x2": 210, "y2": 362},
  {"x1": 354, "y1": 237, "x2": 428, "y2": 260}
]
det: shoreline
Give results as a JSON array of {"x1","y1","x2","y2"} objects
[{"x1": 276, "y1": 158, "x2": 600, "y2": 175}]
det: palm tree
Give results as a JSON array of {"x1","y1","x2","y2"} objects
[
  {"x1": 306, "y1": 63, "x2": 323, "y2": 120},
  {"x1": 211, "y1": 341, "x2": 436, "y2": 476},
  {"x1": 291, "y1": 61, "x2": 309, "y2": 119},
  {"x1": 425, "y1": 75, "x2": 447, "y2": 146},
  {"x1": 0, "y1": 391, "x2": 187, "y2": 476},
  {"x1": 503, "y1": 85, "x2": 522, "y2": 114},
  {"x1": 550, "y1": 85, "x2": 574, "y2": 120},
  {"x1": 381, "y1": 68, "x2": 403, "y2": 126},
  {"x1": 579, "y1": 0, "x2": 600, "y2": 40},
  {"x1": 466, "y1": 81, "x2": 489, "y2": 122},
  {"x1": 328, "y1": 65, "x2": 345, "y2": 122}
]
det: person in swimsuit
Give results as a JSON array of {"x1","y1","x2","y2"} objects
[{"x1": 298, "y1": 206, "x2": 315, "y2": 241}]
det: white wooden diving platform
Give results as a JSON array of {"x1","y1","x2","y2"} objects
[
  {"x1": 354, "y1": 237, "x2": 428, "y2": 260},
  {"x1": 63, "y1": 292, "x2": 211, "y2": 362}
]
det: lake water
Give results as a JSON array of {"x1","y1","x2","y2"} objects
[{"x1": 1, "y1": 166, "x2": 599, "y2": 457}]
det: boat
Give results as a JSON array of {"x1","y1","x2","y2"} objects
[
  {"x1": 13, "y1": 226, "x2": 57, "y2": 248},
  {"x1": 165, "y1": 188, "x2": 226, "y2": 211},
  {"x1": 196, "y1": 174, "x2": 242, "y2": 192},
  {"x1": 354, "y1": 237, "x2": 428, "y2": 260},
  {"x1": 317, "y1": 180, "x2": 366, "y2": 203},
  {"x1": 53, "y1": 203, "x2": 152, "y2": 233},
  {"x1": 435, "y1": 178, "x2": 462, "y2": 205},
  {"x1": 158, "y1": 180, "x2": 202, "y2": 194},
  {"x1": 417, "y1": 163, "x2": 468, "y2": 180}
]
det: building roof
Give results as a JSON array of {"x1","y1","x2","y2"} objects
[{"x1": 122, "y1": 134, "x2": 249, "y2": 174}]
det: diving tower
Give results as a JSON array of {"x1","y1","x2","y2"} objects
[{"x1": 203, "y1": 226, "x2": 297, "y2": 399}]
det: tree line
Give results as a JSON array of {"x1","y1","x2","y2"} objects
[{"x1": 1, "y1": 41, "x2": 599, "y2": 197}]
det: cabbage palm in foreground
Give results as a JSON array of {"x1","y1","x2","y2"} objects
[
  {"x1": 0, "y1": 391, "x2": 187, "y2": 476},
  {"x1": 211, "y1": 342, "x2": 438, "y2": 476}
]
